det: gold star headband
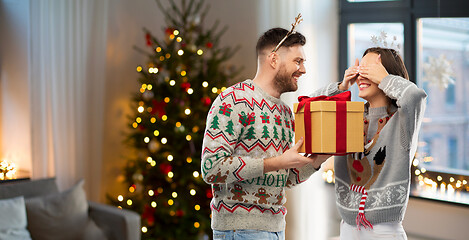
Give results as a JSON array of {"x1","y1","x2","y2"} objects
[{"x1": 272, "y1": 13, "x2": 303, "y2": 53}]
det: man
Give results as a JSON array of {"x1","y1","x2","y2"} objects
[{"x1": 201, "y1": 28, "x2": 330, "y2": 239}]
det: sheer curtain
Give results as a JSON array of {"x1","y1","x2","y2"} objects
[
  {"x1": 29, "y1": 0, "x2": 108, "y2": 201},
  {"x1": 0, "y1": 0, "x2": 33, "y2": 178},
  {"x1": 258, "y1": 0, "x2": 339, "y2": 239}
]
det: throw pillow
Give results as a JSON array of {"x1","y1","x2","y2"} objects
[
  {"x1": 0, "y1": 196, "x2": 32, "y2": 240},
  {"x1": 25, "y1": 179, "x2": 107, "y2": 240}
]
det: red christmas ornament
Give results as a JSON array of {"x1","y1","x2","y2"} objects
[
  {"x1": 145, "y1": 33, "x2": 152, "y2": 46},
  {"x1": 151, "y1": 100, "x2": 167, "y2": 118},
  {"x1": 201, "y1": 96, "x2": 212, "y2": 106},
  {"x1": 159, "y1": 163, "x2": 172, "y2": 174},
  {"x1": 180, "y1": 82, "x2": 191, "y2": 91},
  {"x1": 206, "y1": 188, "x2": 213, "y2": 198},
  {"x1": 206, "y1": 42, "x2": 213, "y2": 48},
  {"x1": 142, "y1": 205, "x2": 155, "y2": 226},
  {"x1": 165, "y1": 27, "x2": 174, "y2": 35},
  {"x1": 176, "y1": 209, "x2": 184, "y2": 217}
]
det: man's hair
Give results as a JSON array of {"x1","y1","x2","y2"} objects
[{"x1": 256, "y1": 28, "x2": 306, "y2": 56}]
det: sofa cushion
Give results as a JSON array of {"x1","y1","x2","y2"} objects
[
  {"x1": 0, "y1": 178, "x2": 59, "y2": 199},
  {"x1": 0, "y1": 196, "x2": 32, "y2": 240},
  {"x1": 25, "y1": 179, "x2": 107, "y2": 240},
  {"x1": 82, "y1": 218, "x2": 109, "y2": 240}
]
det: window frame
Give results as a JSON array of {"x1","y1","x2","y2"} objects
[
  {"x1": 338, "y1": 0, "x2": 469, "y2": 206},
  {"x1": 339, "y1": 0, "x2": 414, "y2": 81}
]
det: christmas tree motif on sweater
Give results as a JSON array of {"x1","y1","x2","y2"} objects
[
  {"x1": 273, "y1": 126, "x2": 279, "y2": 140},
  {"x1": 288, "y1": 130, "x2": 293, "y2": 143},
  {"x1": 218, "y1": 102, "x2": 233, "y2": 117},
  {"x1": 210, "y1": 115, "x2": 220, "y2": 130},
  {"x1": 239, "y1": 128, "x2": 245, "y2": 139},
  {"x1": 225, "y1": 120, "x2": 235, "y2": 135},
  {"x1": 239, "y1": 111, "x2": 256, "y2": 127},
  {"x1": 261, "y1": 126, "x2": 270, "y2": 139},
  {"x1": 230, "y1": 184, "x2": 248, "y2": 202},
  {"x1": 260, "y1": 112, "x2": 270, "y2": 123},
  {"x1": 281, "y1": 128, "x2": 286, "y2": 142},
  {"x1": 274, "y1": 115, "x2": 282, "y2": 126},
  {"x1": 246, "y1": 126, "x2": 256, "y2": 140},
  {"x1": 255, "y1": 188, "x2": 271, "y2": 204}
]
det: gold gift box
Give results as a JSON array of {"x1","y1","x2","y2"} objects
[{"x1": 293, "y1": 101, "x2": 364, "y2": 154}]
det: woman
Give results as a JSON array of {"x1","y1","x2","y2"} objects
[{"x1": 311, "y1": 47, "x2": 427, "y2": 239}]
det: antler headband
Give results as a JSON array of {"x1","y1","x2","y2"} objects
[{"x1": 272, "y1": 13, "x2": 303, "y2": 53}]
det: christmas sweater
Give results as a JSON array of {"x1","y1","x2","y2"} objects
[
  {"x1": 310, "y1": 75, "x2": 427, "y2": 228},
  {"x1": 201, "y1": 79, "x2": 317, "y2": 232}
]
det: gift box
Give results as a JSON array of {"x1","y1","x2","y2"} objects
[{"x1": 293, "y1": 91, "x2": 364, "y2": 154}]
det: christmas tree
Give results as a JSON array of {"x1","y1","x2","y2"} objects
[
  {"x1": 246, "y1": 126, "x2": 256, "y2": 140},
  {"x1": 225, "y1": 120, "x2": 234, "y2": 135},
  {"x1": 273, "y1": 126, "x2": 279, "y2": 140},
  {"x1": 209, "y1": 115, "x2": 220, "y2": 130},
  {"x1": 261, "y1": 126, "x2": 270, "y2": 139},
  {"x1": 109, "y1": 0, "x2": 240, "y2": 239}
]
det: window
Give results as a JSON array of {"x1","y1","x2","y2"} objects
[
  {"x1": 445, "y1": 83, "x2": 455, "y2": 106},
  {"x1": 417, "y1": 17, "x2": 469, "y2": 176},
  {"x1": 448, "y1": 137, "x2": 458, "y2": 169},
  {"x1": 348, "y1": 0, "x2": 400, "y2": 2},
  {"x1": 420, "y1": 137, "x2": 432, "y2": 160},
  {"x1": 339, "y1": 0, "x2": 469, "y2": 205}
]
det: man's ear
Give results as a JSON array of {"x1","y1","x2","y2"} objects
[{"x1": 268, "y1": 52, "x2": 278, "y2": 69}]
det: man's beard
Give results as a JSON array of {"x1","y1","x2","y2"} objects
[{"x1": 274, "y1": 64, "x2": 298, "y2": 94}]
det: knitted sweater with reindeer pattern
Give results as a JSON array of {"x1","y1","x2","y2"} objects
[
  {"x1": 310, "y1": 75, "x2": 427, "y2": 227},
  {"x1": 201, "y1": 79, "x2": 317, "y2": 232}
]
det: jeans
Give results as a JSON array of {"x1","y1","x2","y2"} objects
[
  {"x1": 213, "y1": 229, "x2": 285, "y2": 240},
  {"x1": 340, "y1": 220, "x2": 408, "y2": 240}
]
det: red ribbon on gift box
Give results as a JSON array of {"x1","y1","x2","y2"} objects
[{"x1": 296, "y1": 91, "x2": 351, "y2": 154}]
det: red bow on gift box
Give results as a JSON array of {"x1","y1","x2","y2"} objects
[{"x1": 296, "y1": 91, "x2": 351, "y2": 154}]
